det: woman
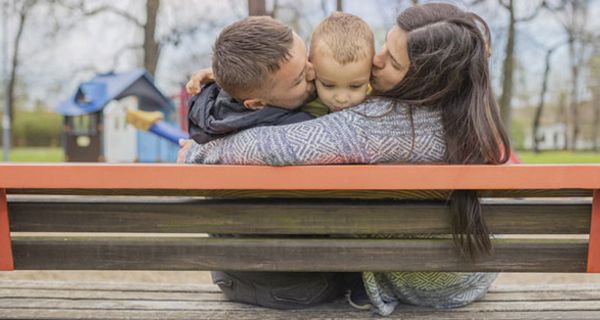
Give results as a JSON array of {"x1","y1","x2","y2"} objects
[{"x1": 181, "y1": 3, "x2": 510, "y2": 316}]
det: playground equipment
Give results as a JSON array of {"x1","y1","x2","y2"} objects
[
  {"x1": 126, "y1": 109, "x2": 188, "y2": 145},
  {"x1": 56, "y1": 69, "x2": 180, "y2": 162}
]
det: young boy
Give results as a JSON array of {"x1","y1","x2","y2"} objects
[{"x1": 302, "y1": 12, "x2": 375, "y2": 116}]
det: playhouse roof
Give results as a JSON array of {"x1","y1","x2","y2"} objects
[{"x1": 56, "y1": 69, "x2": 174, "y2": 116}]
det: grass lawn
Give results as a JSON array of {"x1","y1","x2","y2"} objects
[
  {"x1": 517, "y1": 151, "x2": 600, "y2": 164},
  {"x1": 0, "y1": 147, "x2": 598, "y2": 164},
  {"x1": 0, "y1": 147, "x2": 63, "y2": 162}
]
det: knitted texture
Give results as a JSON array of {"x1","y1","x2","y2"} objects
[{"x1": 185, "y1": 97, "x2": 496, "y2": 316}]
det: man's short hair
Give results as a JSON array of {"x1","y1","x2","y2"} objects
[
  {"x1": 212, "y1": 16, "x2": 294, "y2": 99},
  {"x1": 310, "y1": 12, "x2": 374, "y2": 65}
]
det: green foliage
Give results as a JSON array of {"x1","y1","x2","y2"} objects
[
  {"x1": 0, "y1": 147, "x2": 63, "y2": 162},
  {"x1": 510, "y1": 117, "x2": 526, "y2": 151},
  {"x1": 0, "y1": 110, "x2": 63, "y2": 147},
  {"x1": 518, "y1": 151, "x2": 600, "y2": 164}
]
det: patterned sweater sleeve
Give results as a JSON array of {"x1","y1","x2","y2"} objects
[{"x1": 184, "y1": 111, "x2": 370, "y2": 166}]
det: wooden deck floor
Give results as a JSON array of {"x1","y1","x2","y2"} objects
[{"x1": 0, "y1": 280, "x2": 599, "y2": 319}]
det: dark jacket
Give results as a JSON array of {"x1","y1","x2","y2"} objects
[{"x1": 187, "y1": 83, "x2": 315, "y2": 144}]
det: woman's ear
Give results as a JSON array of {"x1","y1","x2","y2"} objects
[{"x1": 243, "y1": 99, "x2": 267, "y2": 110}]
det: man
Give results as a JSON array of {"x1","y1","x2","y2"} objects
[{"x1": 180, "y1": 16, "x2": 349, "y2": 310}]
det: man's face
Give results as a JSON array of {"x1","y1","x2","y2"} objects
[{"x1": 261, "y1": 34, "x2": 317, "y2": 109}]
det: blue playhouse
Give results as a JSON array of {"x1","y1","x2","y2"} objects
[{"x1": 56, "y1": 69, "x2": 182, "y2": 162}]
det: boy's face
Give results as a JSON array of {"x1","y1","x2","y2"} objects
[{"x1": 311, "y1": 46, "x2": 372, "y2": 112}]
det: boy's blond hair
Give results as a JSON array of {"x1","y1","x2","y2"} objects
[{"x1": 309, "y1": 12, "x2": 374, "y2": 65}]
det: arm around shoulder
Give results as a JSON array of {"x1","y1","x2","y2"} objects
[{"x1": 184, "y1": 112, "x2": 370, "y2": 166}]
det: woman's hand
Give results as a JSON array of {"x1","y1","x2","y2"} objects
[
  {"x1": 177, "y1": 139, "x2": 195, "y2": 163},
  {"x1": 185, "y1": 68, "x2": 215, "y2": 95}
]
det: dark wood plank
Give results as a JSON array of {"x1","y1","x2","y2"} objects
[
  {"x1": 8, "y1": 196, "x2": 592, "y2": 234},
  {"x1": 0, "y1": 280, "x2": 221, "y2": 293},
  {"x1": 3, "y1": 297, "x2": 600, "y2": 312},
  {"x1": 4, "y1": 286, "x2": 600, "y2": 303},
  {"x1": 7, "y1": 188, "x2": 593, "y2": 198},
  {"x1": 11, "y1": 236, "x2": 588, "y2": 272},
  {"x1": 0, "y1": 288, "x2": 224, "y2": 301},
  {"x1": 3, "y1": 309, "x2": 600, "y2": 320},
  {"x1": 1, "y1": 281, "x2": 599, "y2": 319}
]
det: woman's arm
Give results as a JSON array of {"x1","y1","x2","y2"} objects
[
  {"x1": 184, "y1": 111, "x2": 369, "y2": 166},
  {"x1": 183, "y1": 98, "x2": 446, "y2": 166}
]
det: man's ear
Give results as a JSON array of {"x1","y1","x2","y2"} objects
[{"x1": 243, "y1": 99, "x2": 267, "y2": 110}]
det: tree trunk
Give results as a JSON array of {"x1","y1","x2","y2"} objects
[
  {"x1": 143, "y1": 0, "x2": 160, "y2": 76},
  {"x1": 594, "y1": 92, "x2": 599, "y2": 151},
  {"x1": 557, "y1": 92, "x2": 568, "y2": 150},
  {"x1": 248, "y1": 0, "x2": 267, "y2": 16},
  {"x1": 499, "y1": 0, "x2": 515, "y2": 133},
  {"x1": 7, "y1": 7, "x2": 28, "y2": 128},
  {"x1": 532, "y1": 47, "x2": 555, "y2": 153},
  {"x1": 336, "y1": 0, "x2": 343, "y2": 11}
]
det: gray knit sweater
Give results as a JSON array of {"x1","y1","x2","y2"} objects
[{"x1": 185, "y1": 97, "x2": 496, "y2": 316}]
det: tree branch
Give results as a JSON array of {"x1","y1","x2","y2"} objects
[
  {"x1": 159, "y1": 20, "x2": 221, "y2": 47},
  {"x1": 111, "y1": 43, "x2": 143, "y2": 70},
  {"x1": 83, "y1": 5, "x2": 144, "y2": 28},
  {"x1": 515, "y1": 1, "x2": 546, "y2": 22},
  {"x1": 59, "y1": 1, "x2": 144, "y2": 28}
]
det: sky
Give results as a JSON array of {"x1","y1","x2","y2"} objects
[{"x1": 1, "y1": 0, "x2": 599, "y2": 111}]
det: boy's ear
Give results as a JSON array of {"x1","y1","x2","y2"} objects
[{"x1": 243, "y1": 99, "x2": 267, "y2": 110}]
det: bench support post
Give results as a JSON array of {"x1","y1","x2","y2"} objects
[
  {"x1": 588, "y1": 189, "x2": 600, "y2": 272},
  {"x1": 0, "y1": 189, "x2": 14, "y2": 271}
]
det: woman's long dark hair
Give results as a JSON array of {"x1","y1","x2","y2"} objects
[{"x1": 379, "y1": 3, "x2": 511, "y2": 258}]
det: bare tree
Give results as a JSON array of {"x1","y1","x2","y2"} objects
[
  {"x1": 64, "y1": 0, "x2": 222, "y2": 77},
  {"x1": 61, "y1": 1, "x2": 156, "y2": 74},
  {"x1": 532, "y1": 43, "x2": 564, "y2": 152},
  {"x1": 143, "y1": 0, "x2": 160, "y2": 76},
  {"x1": 548, "y1": 0, "x2": 591, "y2": 150},
  {"x1": 248, "y1": 0, "x2": 268, "y2": 16},
  {"x1": 496, "y1": 0, "x2": 545, "y2": 133},
  {"x1": 5, "y1": 0, "x2": 37, "y2": 129},
  {"x1": 590, "y1": 49, "x2": 600, "y2": 151},
  {"x1": 594, "y1": 89, "x2": 600, "y2": 151}
]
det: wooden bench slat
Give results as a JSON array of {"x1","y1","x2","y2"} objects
[
  {"x1": 1, "y1": 281, "x2": 600, "y2": 319},
  {"x1": 3, "y1": 309, "x2": 600, "y2": 320},
  {"x1": 2, "y1": 164, "x2": 600, "y2": 190},
  {"x1": 7, "y1": 188, "x2": 593, "y2": 198},
  {"x1": 5, "y1": 282, "x2": 600, "y2": 303},
  {"x1": 5, "y1": 298, "x2": 600, "y2": 312},
  {"x1": 8, "y1": 197, "x2": 592, "y2": 234},
  {"x1": 4, "y1": 287, "x2": 600, "y2": 303},
  {"x1": 483, "y1": 290, "x2": 600, "y2": 302},
  {"x1": 0, "y1": 280, "x2": 220, "y2": 292},
  {"x1": 3, "y1": 297, "x2": 600, "y2": 312},
  {"x1": 0, "y1": 288, "x2": 225, "y2": 301},
  {"x1": 11, "y1": 236, "x2": 587, "y2": 272}
]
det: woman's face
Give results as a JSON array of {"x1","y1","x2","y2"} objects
[{"x1": 371, "y1": 25, "x2": 410, "y2": 93}]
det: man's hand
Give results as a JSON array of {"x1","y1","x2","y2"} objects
[
  {"x1": 177, "y1": 139, "x2": 195, "y2": 163},
  {"x1": 185, "y1": 68, "x2": 215, "y2": 95}
]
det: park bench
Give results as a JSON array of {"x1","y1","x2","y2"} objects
[{"x1": 0, "y1": 163, "x2": 599, "y2": 319}]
